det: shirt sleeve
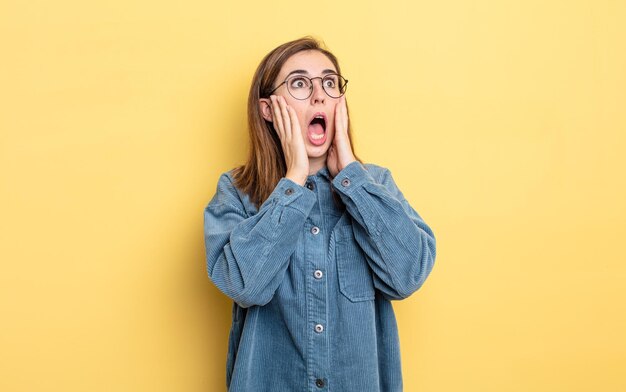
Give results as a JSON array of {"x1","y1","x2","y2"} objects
[
  {"x1": 331, "y1": 161, "x2": 437, "y2": 300},
  {"x1": 204, "y1": 173, "x2": 316, "y2": 308}
]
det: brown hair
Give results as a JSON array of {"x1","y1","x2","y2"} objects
[{"x1": 232, "y1": 36, "x2": 361, "y2": 209}]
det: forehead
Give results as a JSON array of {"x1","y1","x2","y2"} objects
[{"x1": 278, "y1": 50, "x2": 337, "y2": 78}]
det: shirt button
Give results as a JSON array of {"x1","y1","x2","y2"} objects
[
  {"x1": 314, "y1": 324, "x2": 324, "y2": 333},
  {"x1": 306, "y1": 182, "x2": 315, "y2": 190},
  {"x1": 285, "y1": 187, "x2": 294, "y2": 195},
  {"x1": 314, "y1": 270, "x2": 323, "y2": 279},
  {"x1": 341, "y1": 178, "x2": 351, "y2": 187},
  {"x1": 315, "y1": 378, "x2": 325, "y2": 388},
  {"x1": 311, "y1": 226, "x2": 320, "y2": 235}
]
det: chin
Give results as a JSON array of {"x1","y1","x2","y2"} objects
[
  {"x1": 305, "y1": 128, "x2": 333, "y2": 156},
  {"x1": 306, "y1": 144, "x2": 330, "y2": 158}
]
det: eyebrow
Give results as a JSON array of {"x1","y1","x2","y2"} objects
[{"x1": 285, "y1": 69, "x2": 337, "y2": 78}]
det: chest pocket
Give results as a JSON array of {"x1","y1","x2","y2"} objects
[{"x1": 334, "y1": 224, "x2": 376, "y2": 302}]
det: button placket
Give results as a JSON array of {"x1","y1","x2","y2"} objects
[{"x1": 304, "y1": 194, "x2": 329, "y2": 389}]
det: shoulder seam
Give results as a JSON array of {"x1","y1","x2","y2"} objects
[{"x1": 212, "y1": 171, "x2": 247, "y2": 216}]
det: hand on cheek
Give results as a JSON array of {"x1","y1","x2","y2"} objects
[
  {"x1": 270, "y1": 95, "x2": 309, "y2": 185},
  {"x1": 327, "y1": 96, "x2": 355, "y2": 178}
]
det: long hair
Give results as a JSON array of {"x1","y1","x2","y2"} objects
[{"x1": 232, "y1": 36, "x2": 361, "y2": 209}]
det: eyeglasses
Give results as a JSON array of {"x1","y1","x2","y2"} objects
[{"x1": 268, "y1": 73, "x2": 348, "y2": 100}]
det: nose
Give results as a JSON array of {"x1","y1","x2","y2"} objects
[{"x1": 310, "y1": 79, "x2": 326, "y2": 104}]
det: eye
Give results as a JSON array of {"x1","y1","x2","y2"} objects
[
  {"x1": 323, "y1": 76, "x2": 338, "y2": 89},
  {"x1": 289, "y1": 76, "x2": 310, "y2": 89}
]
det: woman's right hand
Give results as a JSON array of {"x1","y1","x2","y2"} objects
[{"x1": 270, "y1": 95, "x2": 309, "y2": 185}]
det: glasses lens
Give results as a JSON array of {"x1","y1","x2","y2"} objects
[
  {"x1": 286, "y1": 76, "x2": 313, "y2": 100},
  {"x1": 322, "y1": 74, "x2": 347, "y2": 98}
]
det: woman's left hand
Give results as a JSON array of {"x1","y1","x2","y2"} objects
[{"x1": 327, "y1": 96, "x2": 356, "y2": 178}]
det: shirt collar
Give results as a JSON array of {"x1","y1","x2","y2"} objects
[{"x1": 308, "y1": 166, "x2": 332, "y2": 182}]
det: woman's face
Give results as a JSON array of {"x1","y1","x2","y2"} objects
[{"x1": 263, "y1": 50, "x2": 340, "y2": 160}]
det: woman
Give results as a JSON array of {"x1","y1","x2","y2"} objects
[{"x1": 203, "y1": 37, "x2": 436, "y2": 392}]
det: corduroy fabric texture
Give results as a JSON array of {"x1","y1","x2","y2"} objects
[{"x1": 203, "y1": 161, "x2": 436, "y2": 392}]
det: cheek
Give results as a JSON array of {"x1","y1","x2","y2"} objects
[
  {"x1": 328, "y1": 104, "x2": 337, "y2": 123},
  {"x1": 297, "y1": 111, "x2": 308, "y2": 132},
  {"x1": 328, "y1": 104, "x2": 338, "y2": 130},
  {"x1": 287, "y1": 105, "x2": 308, "y2": 130},
  {"x1": 280, "y1": 95, "x2": 305, "y2": 119}
]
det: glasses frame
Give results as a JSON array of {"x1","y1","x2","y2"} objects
[{"x1": 267, "y1": 73, "x2": 348, "y2": 100}]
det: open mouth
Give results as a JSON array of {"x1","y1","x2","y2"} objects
[
  {"x1": 307, "y1": 113, "x2": 327, "y2": 145},
  {"x1": 309, "y1": 115, "x2": 326, "y2": 138}
]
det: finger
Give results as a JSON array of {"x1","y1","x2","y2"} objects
[
  {"x1": 278, "y1": 96, "x2": 292, "y2": 140},
  {"x1": 340, "y1": 96, "x2": 348, "y2": 131},
  {"x1": 272, "y1": 95, "x2": 286, "y2": 136},
  {"x1": 270, "y1": 96, "x2": 285, "y2": 139},
  {"x1": 287, "y1": 103, "x2": 301, "y2": 140},
  {"x1": 327, "y1": 146, "x2": 338, "y2": 175},
  {"x1": 335, "y1": 97, "x2": 344, "y2": 133}
]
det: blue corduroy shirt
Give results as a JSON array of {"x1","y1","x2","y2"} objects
[{"x1": 203, "y1": 161, "x2": 436, "y2": 392}]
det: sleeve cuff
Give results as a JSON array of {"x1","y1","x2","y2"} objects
[
  {"x1": 331, "y1": 161, "x2": 376, "y2": 195},
  {"x1": 270, "y1": 177, "x2": 317, "y2": 216}
]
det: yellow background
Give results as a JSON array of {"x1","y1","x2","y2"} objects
[{"x1": 1, "y1": 0, "x2": 625, "y2": 390}]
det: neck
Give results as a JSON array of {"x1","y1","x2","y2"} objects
[{"x1": 308, "y1": 155, "x2": 327, "y2": 175}]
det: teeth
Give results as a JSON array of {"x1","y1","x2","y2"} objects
[{"x1": 310, "y1": 133, "x2": 324, "y2": 140}]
